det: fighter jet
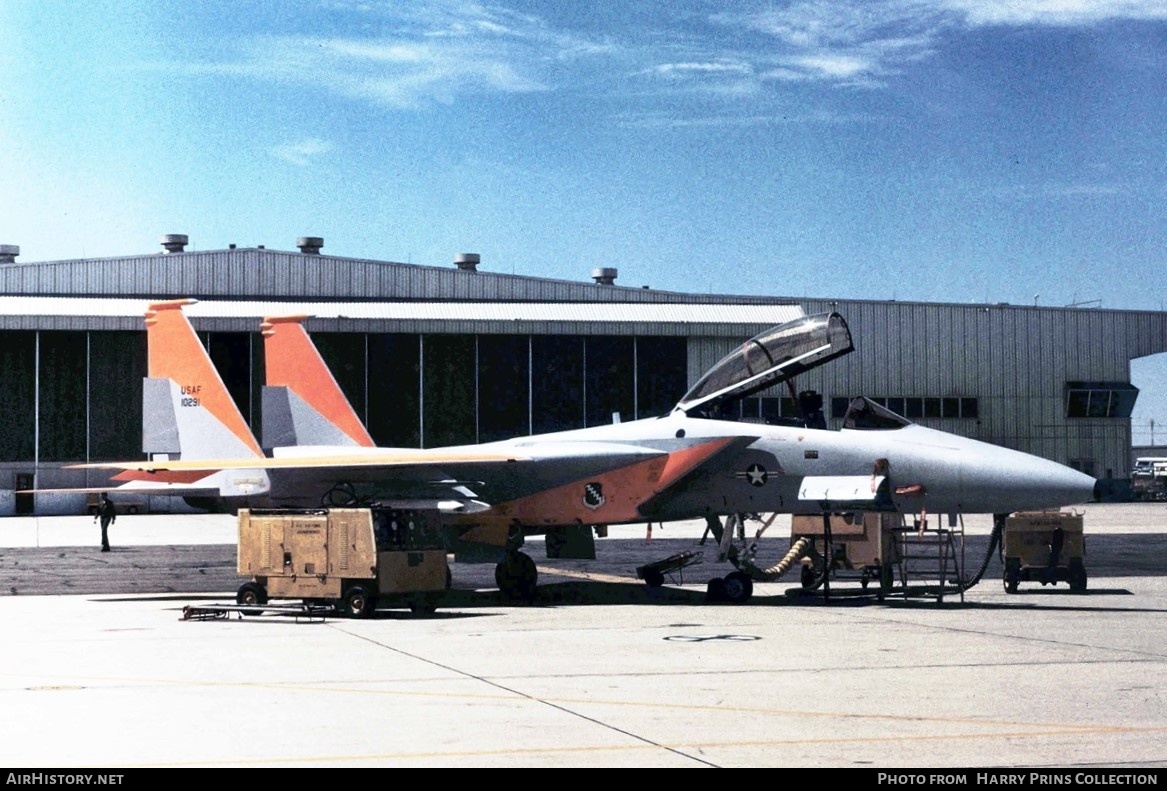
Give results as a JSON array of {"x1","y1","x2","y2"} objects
[{"x1": 77, "y1": 299, "x2": 1097, "y2": 599}]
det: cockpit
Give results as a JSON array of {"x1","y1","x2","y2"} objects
[
  {"x1": 675, "y1": 312, "x2": 853, "y2": 416},
  {"x1": 840, "y1": 396, "x2": 912, "y2": 430},
  {"x1": 674, "y1": 312, "x2": 912, "y2": 431}
]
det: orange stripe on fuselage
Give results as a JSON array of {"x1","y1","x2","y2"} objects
[
  {"x1": 145, "y1": 300, "x2": 264, "y2": 458},
  {"x1": 460, "y1": 454, "x2": 671, "y2": 528},
  {"x1": 260, "y1": 316, "x2": 376, "y2": 447},
  {"x1": 652, "y1": 436, "x2": 740, "y2": 492},
  {"x1": 448, "y1": 437, "x2": 739, "y2": 531}
]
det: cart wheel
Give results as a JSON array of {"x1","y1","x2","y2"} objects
[
  {"x1": 409, "y1": 594, "x2": 440, "y2": 616},
  {"x1": 342, "y1": 585, "x2": 377, "y2": 618},
  {"x1": 722, "y1": 571, "x2": 753, "y2": 604},
  {"x1": 643, "y1": 568, "x2": 665, "y2": 588},
  {"x1": 236, "y1": 582, "x2": 267, "y2": 615},
  {"x1": 1003, "y1": 567, "x2": 1020, "y2": 594},
  {"x1": 1069, "y1": 565, "x2": 1088, "y2": 593}
]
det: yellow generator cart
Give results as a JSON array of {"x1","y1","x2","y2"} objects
[
  {"x1": 1003, "y1": 511, "x2": 1086, "y2": 594},
  {"x1": 791, "y1": 512, "x2": 900, "y2": 596},
  {"x1": 236, "y1": 508, "x2": 450, "y2": 617}
]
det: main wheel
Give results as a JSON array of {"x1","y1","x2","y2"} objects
[
  {"x1": 800, "y1": 564, "x2": 817, "y2": 590},
  {"x1": 342, "y1": 584, "x2": 377, "y2": 618},
  {"x1": 236, "y1": 582, "x2": 267, "y2": 615},
  {"x1": 495, "y1": 552, "x2": 537, "y2": 600},
  {"x1": 722, "y1": 571, "x2": 754, "y2": 604}
]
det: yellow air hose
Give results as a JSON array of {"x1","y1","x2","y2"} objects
[{"x1": 739, "y1": 536, "x2": 811, "y2": 582}]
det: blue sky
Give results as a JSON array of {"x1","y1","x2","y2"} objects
[{"x1": 2, "y1": 1, "x2": 1166, "y2": 441}]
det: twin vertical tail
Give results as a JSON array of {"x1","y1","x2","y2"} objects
[
  {"x1": 120, "y1": 301, "x2": 371, "y2": 504},
  {"x1": 259, "y1": 315, "x2": 375, "y2": 450}
]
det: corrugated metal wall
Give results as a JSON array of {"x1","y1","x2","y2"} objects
[{"x1": 0, "y1": 249, "x2": 788, "y2": 303}]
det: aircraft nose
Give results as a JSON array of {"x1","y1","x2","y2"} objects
[
  {"x1": 981, "y1": 449, "x2": 1096, "y2": 512},
  {"x1": 894, "y1": 426, "x2": 1096, "y2": 513}
]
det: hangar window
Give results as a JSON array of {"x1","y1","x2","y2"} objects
[
  {"x1": 831, "y1": 397, "x2": 847, "y2": 418},
  {"x1": 1064, "y1": 382, "x2": 1138, "y2": 419},
  {"x1": 741, "y1": 396, "x2": 798, "y2": 423},
  {"x1": 831, "y1": 396, "x2": 978, "y2": 420}
]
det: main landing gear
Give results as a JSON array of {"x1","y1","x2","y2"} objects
[{"x1": 495, "y1": 551, "x2": 538, "y2": 601}]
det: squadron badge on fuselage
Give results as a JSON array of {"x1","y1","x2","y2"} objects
[{"x1": 583, "y1": 482, "x2": 605, "y2": 510}]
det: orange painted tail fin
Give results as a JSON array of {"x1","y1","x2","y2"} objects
[
  {"x1": 260, "y1": 315, "x2": 376, "y2": 448},
  {"x1": 143, "y1": 299, "x2": 265, "y2": 460}
]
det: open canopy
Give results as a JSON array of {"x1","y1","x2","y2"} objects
[{"x1": 675, "y1": 312, "x2": 853, "y2": 415}]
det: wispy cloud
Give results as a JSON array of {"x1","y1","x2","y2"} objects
[
  {"x1": 617, "y1": 108, "x2": 879, "y2": 130},
  {"x1": 272, "y1": 137, "x2": 334, "y2": 166},
  {"x1": 708, "y1": 0, "x2": 1167, "y2": 88},
  {"x1": 941, "y1": 0, "x2": 1167, "y2": 27},
  {"x1": 166, "y1": 1, "x2": 1167, "y2": 115},
  {"x1": 186, "y1": 1, "x2": 615, "y2": 109},
  {"x1": 714, "y1": 2, "x2": 948, "y2": 87}
]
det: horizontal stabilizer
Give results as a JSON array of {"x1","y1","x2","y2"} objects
[
  {"x1": 67, "y1": 448, "x2": 532, "y2": 473},
  {"x1": 18, "y1": 484, "x2": 223, "y2": 498}
]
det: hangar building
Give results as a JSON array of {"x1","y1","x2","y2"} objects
[{"x1": 0, "y1": 235, "x2": 1161, "y2": 515}]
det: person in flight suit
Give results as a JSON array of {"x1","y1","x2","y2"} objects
[{"x1": 95, "y1": 493, "x2": 117, "y2": 552}]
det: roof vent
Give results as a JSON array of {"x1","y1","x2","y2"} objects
[
  {"x1": 591, "y1": 267, "x2": 618, "y2": 285},
  {"x1": 161, "y1": 234, "x2": 188, "y2": 254},
  {"x1": 297, "y1": 236, "x2": 324, "y2": 255},
  {"x1": 0, "y1": 244, "x2": 19, "y2": 264},
  {"x1": 454, "y1": 253, "x2": 480, "y2": 271}
]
